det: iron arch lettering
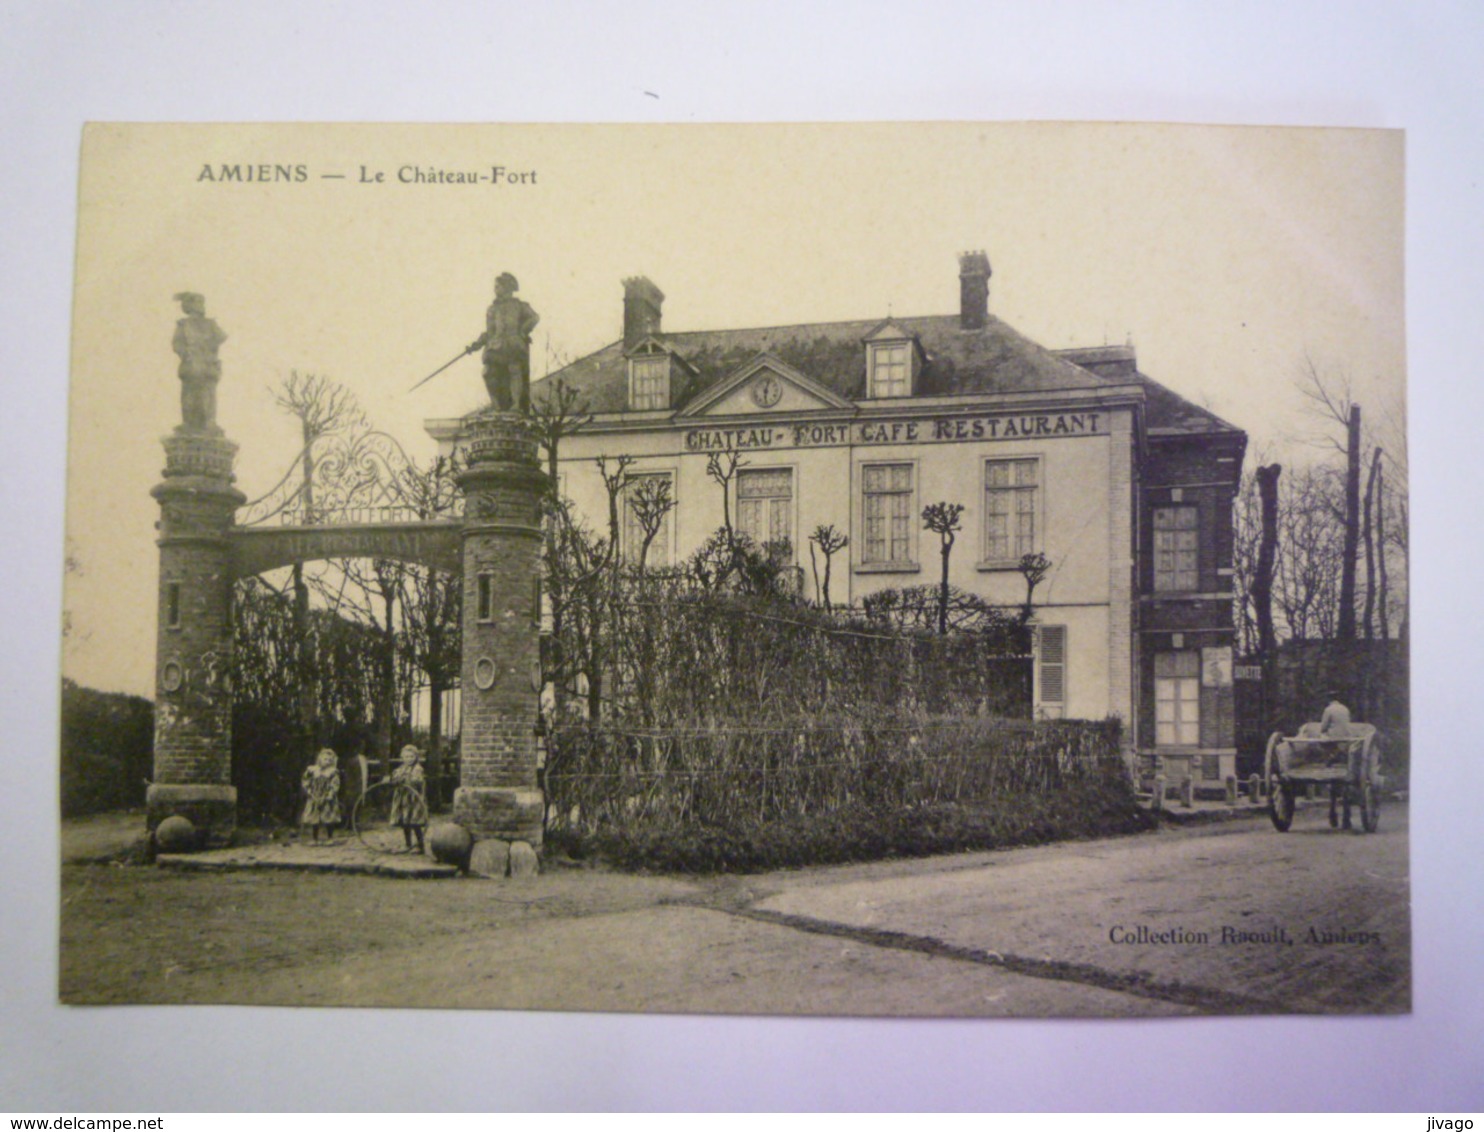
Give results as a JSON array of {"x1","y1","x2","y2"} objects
[{"x1": 227, "y1": 522, "x2": 464, "y2": 578}]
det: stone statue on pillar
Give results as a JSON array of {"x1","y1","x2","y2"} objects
[
  {"x1": 467, "y1": 273, "x2": 539, "y2": 413},
  {"x1": 152, "y1": 297, "x2": 243, "y2": 847},
  {"x1": 171, "y1": 292, "x2": 226, "y2": 434}
]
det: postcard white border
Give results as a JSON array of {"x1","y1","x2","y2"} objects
[{"x1": 4, "y1": 0, "x2": 1482, "y2": 1113}]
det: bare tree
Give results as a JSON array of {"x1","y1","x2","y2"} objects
[
  {"x1": 1362, "y1": 447, "x2": 1383, "y2": 639},
  {"x1": 595, "y1": 455, "x2": 636, "y2": 570},
  {"x1": 627, "y1": 474, "x2": 676, "y2": 570},
  {"x1": 530, "y1": 378, "x2": 591, "y2": 495},
  {"x1": 921, "y1": 502, "x2": 965, "y2": 636},
  {"x1": 1017, "y1": 552, "x2": 1052, "y2": 624},
  {"x1": 369, "y1": 558, "x2": 406, "y2": 773},
  {"x1": 1233, "y1": 435, "x2": 1405, "y2": 654},
  {"x1": 1377, "y1": 456, "x2": 1390, "y2": 641},
  {"x1": 1364, "y1": 391, "x2": 1408, "y2": 641},
  {"x1": 705, "y1": 447, "x2": 744, "y2": 549},
  {"x1": 1231, "y1": 467, "x2": 1263, "y2": 656},
  {"x1": 807, "y1": 523, "x2": 849, "y2": 609},
  {"x1": 691, "y1": 445, "x2": 750, "y2": 588},
  {"x1": 391, "y1": 454, "x2": 463, "y2": 783},
  {"x1": 269, "y1": 372, "x2": 367, "y2": 766},
  {"x1": 271, "y1": 371, "x2": 367, "y2": 522},
  {"x1": 1253, "y1": 463, "x2": 1282, "y2": 657},
  {"x1": 1272, "y1": 463, "x2": 1344, "y2": 640},
  {"x1": 543, "y1": 456, "x2": 631, "y2": 720},
  {"x1": 529, "y1": 378, "x2": 592, "y2": 717},
  {"x1": 1295, "y1": 357, "x2": 1361, "y2": 639}
]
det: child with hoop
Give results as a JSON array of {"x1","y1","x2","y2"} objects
[{"x1": 389, "y1": 744, "x2": 429, "y2": 854}]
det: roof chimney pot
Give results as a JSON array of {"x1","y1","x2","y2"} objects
[
  {"x1": 623, "y1": 276, "x2": 665, "y2": 346},
  {"x1": 958, "y1": 250, "x2": 991, "y2": 330}
]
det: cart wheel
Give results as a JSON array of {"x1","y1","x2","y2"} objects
[
  {"x1": 1264, "y1": 733, "x2": 1292, "y2": 831},
  {"x1": 1361, "y1": 779, "x2": 1381, "y2": 833},
  {"x1": 1269, "y1": 780, "x2": 1294, "y2": 832}
]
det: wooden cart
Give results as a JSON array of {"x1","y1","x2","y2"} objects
[{"x1": 1263, "y1": 722, "x2": 1382, "y2": 833}]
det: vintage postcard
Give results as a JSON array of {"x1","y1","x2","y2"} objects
[{"x1": 60, "y1": 122, "x2": 1407, "y2": 1015}]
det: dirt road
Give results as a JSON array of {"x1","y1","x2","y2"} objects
[{"x1": 60, "y1": 801, "x2": 1408, "y2": 1016}]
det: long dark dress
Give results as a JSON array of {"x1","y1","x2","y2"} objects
[
  {"x1": 301, "y1": 764, "x2": 341, "y2": 826},
  {"x1": 389, "y1": 762, "x2": 428, "y2": 827}
]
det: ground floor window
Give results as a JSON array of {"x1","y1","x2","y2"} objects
[
  {"x1": 862, "y1": 462, "x2": 914, "y2": 565},
  {"x1": 1154, "y1": 650, "x2": 1201, "y2": 745},
  {"x1": 737, "y1": 467, "x2": 793, "y2": 561}
]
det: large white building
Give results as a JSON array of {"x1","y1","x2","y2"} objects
[{"x1": 431, "y1": 253, "x2": 1247, "y2": 783}]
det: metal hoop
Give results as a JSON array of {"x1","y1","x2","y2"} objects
[{"x1": 350, "y1": 777, "x2": 428, "y2": 855}]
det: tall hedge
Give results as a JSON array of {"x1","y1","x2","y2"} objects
[
  {"x1": 542, "y1": 584, "x2": 1136, "y2": 872},
  {"x1": 59, "y1": 678, "x2": 154, "y2": 816}
]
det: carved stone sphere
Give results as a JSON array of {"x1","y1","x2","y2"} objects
[
  {"x1": 155, "y1": 815, "x2": 199, "y2": 853},
  {"x1": 428, "y1": 821, "x2": 473, "y2": 868}
]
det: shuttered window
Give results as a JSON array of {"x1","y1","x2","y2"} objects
[{"x1": 1037, "y1": 624, "x2": 1067, "y2": 718}]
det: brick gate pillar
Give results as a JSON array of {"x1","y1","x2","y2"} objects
[
  {"x1": 147, "y1": 432, "x2": 245, "y2": 845},
  {"x1": 452, "y1": 413, "x2": 549, "y2": 866}
]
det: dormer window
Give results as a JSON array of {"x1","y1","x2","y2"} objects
[
  {"x1": 629, "y1": 353, "x2": 671, "y2": 411},
  {"x1": 867, "y1": 341, "x2": 912, "y2": 398}
]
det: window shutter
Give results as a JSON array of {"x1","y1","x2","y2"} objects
[{"x1": 1038, "y1": 625, "x2": 1067, "y2": 717}]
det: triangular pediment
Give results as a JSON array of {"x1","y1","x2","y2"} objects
[
  {"x1": 862, "y1": 318, "x2": 916, "y2": 343},
  {"x1": 624, "y1": 334, "x2": 672, "y2": 358},
  {"x1": 678, "y1": 352, "x2": 855, "y2": 417}
]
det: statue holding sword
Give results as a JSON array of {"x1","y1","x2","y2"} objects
[{"x1": 411, "y1": 272, "x2": 540, "y2": 412}]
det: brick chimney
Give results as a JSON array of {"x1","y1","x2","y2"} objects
[
  {"x1": 958, "y1": 251, "x2": 991, "y2": 330},
  {"x1": 623, "y1": 276, "x2": 665, "y2": 346}
]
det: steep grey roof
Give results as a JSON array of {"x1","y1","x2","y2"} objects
[
  {"x1": 534, "y1": 312, "x2": 1242, "y2": 437},
  {"x1": 1057, "y1": 345, "x2": 1242, "y2": 437},
  {"x1": 1136, "y1": 378, "x2": 1244, "y2": 437}
]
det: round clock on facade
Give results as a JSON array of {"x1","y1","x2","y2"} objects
[{"x1": 751, "y1": 374, "x2": 783, "y2": 408}]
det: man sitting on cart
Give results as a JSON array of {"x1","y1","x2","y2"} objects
[{"x1": 1320, "y1": 690, "x2": 1354, "y2": 745}]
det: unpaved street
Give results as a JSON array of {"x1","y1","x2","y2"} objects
[
  {"x1": 751, "y1": 801, "x2": 1410, "y2": 1014},
  {"x1": 61, "y1": 802, "x2": 1408, "y2": 1016}
]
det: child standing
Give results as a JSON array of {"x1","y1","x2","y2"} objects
[
  {"x1": 301, "y1": 748, "x2": 342, "y2": 844},
  {"x1": 389, "y1": 744, "x2": 429, "y2": 854}
]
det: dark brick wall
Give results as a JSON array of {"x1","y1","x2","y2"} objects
[
  {"x1": 1139, "y1": 434, "x2": 1244, "y2": 601},
  {"x1": 153, "y1": 538, "x2": 237, "y2": 784},
  {"x1": 150, "y1": 439, "x2": 244, "y2": 791},
  {"x1": 1135, "y1": 432, "x2": 1245, "y2": 755},
  {"x1": 453, "y1": 414, "x2": 550, "y2": 844},
  {"x1": 459, "y1": 529, "x2": 543, "y2": 793}
]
